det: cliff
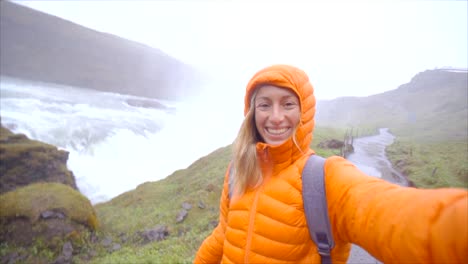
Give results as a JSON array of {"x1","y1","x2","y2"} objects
[
  {"x1": 0, "y1": 1, "x2": 202, "y2": 100},
  {"x1": 0, "y1": 126, "x2": 98, "y2": 264},
  {"x1": 0, "y1": 126, "x2": 77, "y2": 194}
]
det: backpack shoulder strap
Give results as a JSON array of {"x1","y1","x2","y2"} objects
[{"x1": 302, "y1": 154, "x2": 335, "y2": 264}]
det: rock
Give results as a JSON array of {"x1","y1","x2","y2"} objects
[
  {"x1": 209, "y1": 220, "x2": 218, "y2": 228},
  {"x1": 126, "y1": 98, "x2": 169, "y2": 110},
  {"x1": 53, "y1": 241, "x2": 73, "y2": 264},
  {"x1": 90, "y1": 233, "x2": 99, "y2": 244},
  {"x1": 118, "y1": 232, "x2": 128, "y2": 243},
  {"x1": 101, "y1": 236, "x2": 113, "y2": 247},
  {"x1": 141, "y1": 225, "x2": 169, "y2": 243},
  {"x1": 182, "y1": 202, "x2": 192, "y2": 210},
  {"x1": 41, "y1": 210, "x2": 66, "y2": 219},
  {"x1": 62, "y1": 242, "x2": 73, "y2": 260},
  {"x1": 109, "y1": 243, "x2": 121, "y2": 252},
  {"x1": 317, "y1": 139, "x2": 344, "y2": 149},
  {"x1": 198, "y1": 201, "x2": 206, "y2": 209},
  {"x1": 176, "y1": 209, "x2": 188, "y2": 223},
  {"x1": 1, "y1": 251, "x2": 27, "y2": 264},
  {"x1": 0, "y1": 126, "x2": 78, "y2": 194}
]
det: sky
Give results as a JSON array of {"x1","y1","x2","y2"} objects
[{"x1": 13, "y1": 0, "x2": 468, "y2": 100}]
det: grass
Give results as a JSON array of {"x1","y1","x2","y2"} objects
[
  {"x1": 0, "y1": 182, "x2": 98, "y2": 229},
  {"x1": 386, "y1": 139, "x2": 467, "y2": 188}
]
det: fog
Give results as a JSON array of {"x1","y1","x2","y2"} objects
[{"x1": 15, "y1": 1, "x2": 468, "y2": 100}]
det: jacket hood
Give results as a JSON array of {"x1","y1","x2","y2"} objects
[{"x1": 244, "y1": 64, "x2": 316, "y2": 156}]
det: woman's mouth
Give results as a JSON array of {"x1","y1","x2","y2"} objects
[{"x1": 266, "y1": 127, "x2": 290, "y2": 136}]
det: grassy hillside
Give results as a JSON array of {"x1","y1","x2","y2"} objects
[
  {"x1": 316, "y1": 69, "x2": 467, "y2": 141},
  {"x1": 0, "y1": 1, "x2": 202, "y2": 100},
  {"x1": 87, "y1": 146, "x2": 230, "y2": 263}
]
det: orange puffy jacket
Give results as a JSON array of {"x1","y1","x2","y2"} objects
[{"x1": 194, "y1": 65, "x2": 467, "y2": 263}]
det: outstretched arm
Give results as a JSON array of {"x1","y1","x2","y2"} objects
[{"x1": 325, "y1": 156, "x2": 467, "y2": 263}]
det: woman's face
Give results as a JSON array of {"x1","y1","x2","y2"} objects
[{"x1": 254, "y1": 85, "x2": 301, "y2": 146}]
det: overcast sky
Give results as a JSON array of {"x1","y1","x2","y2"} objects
[{"x1": 14, "y1": 0, "x2": 468, "y2": 100}]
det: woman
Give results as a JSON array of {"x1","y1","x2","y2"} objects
[{"x1": 194, "y1": 64, "x2": 467, "y2": 263}]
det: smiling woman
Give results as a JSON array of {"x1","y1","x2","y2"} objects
[
  {"x1": 254, "y1": 85, "x2": 301, "y2": 146},
  {"x1": 194, "y1": 64, "x2": 467, "y2": 264}
]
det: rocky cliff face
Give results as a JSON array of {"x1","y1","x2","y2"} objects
[
  {"x1": 0, "y1": 126, "x2": 77, "y2": 194},
  {"x1": 0, "y1": 1, "x2": 202, "y2": 100},
  {"x1": 0, "y1": 126, "x2": 98, "y2": 264}
]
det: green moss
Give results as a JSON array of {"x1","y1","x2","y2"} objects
[{"x1": 0, "y1": 182, "x2": 99, "y2": 230}]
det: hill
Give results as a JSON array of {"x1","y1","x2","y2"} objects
[
  {"x1": 316, "y1": 69, "x2": 467, "y2": 188},
  {"x1": 0, "y1": 1, "x2": 202, "y2": 100},
  {"x1": 316, "y1": 69, "x2": 468, "y2": 141}
]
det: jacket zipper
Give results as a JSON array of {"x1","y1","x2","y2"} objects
[
  {"x1": 244, "y1": 148, "x2": 269, "y2": 263},
  {"x1": 244, "y1": 188, "x2": 261, "y2": 264}
]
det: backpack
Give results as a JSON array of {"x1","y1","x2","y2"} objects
[{"x1": 228, "y1": 154, "x2": 335, "y2": 264}]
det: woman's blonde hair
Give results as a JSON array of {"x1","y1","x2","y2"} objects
[
  {"x1": 232, "y1": 91, "x2": 261, "y2": 196},
  {"x1": 231, "y1": 87, "x2": 302, "y2": 196}
]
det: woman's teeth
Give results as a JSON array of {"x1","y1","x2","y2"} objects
[{"x1": 267, "y1": 127, "x2": 289, "y2": 135}]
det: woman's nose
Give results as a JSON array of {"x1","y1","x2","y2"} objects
[{"x1": 269, "y1": 105, "x2": 284, "y2": 123}]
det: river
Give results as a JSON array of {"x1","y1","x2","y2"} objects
[{"x1": 345, "y1": 128, "x2": 408, "y2": 263}]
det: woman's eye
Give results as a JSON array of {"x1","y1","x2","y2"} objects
[{"x1": 284, "y1": 102, "x2": 297, "y2": 109}]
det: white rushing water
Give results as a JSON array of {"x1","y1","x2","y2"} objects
[{"x1": 0, "y1": 76, "x2": 244, "y2": 204}]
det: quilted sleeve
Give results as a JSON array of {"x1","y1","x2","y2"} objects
[
  {"x1": 193, "y1": 166, "x2": 231, "y2": 264},
  {"x1": 325, "y1": 156, "x2": 467, "y2": 263}
]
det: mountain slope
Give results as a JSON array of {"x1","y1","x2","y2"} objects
[
  {"x1": 316, "y1": 69, "x2": 468, "y2": 141},
  {"x1": 0, "y1": 1, "x2": 201, "y2": 100}
]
